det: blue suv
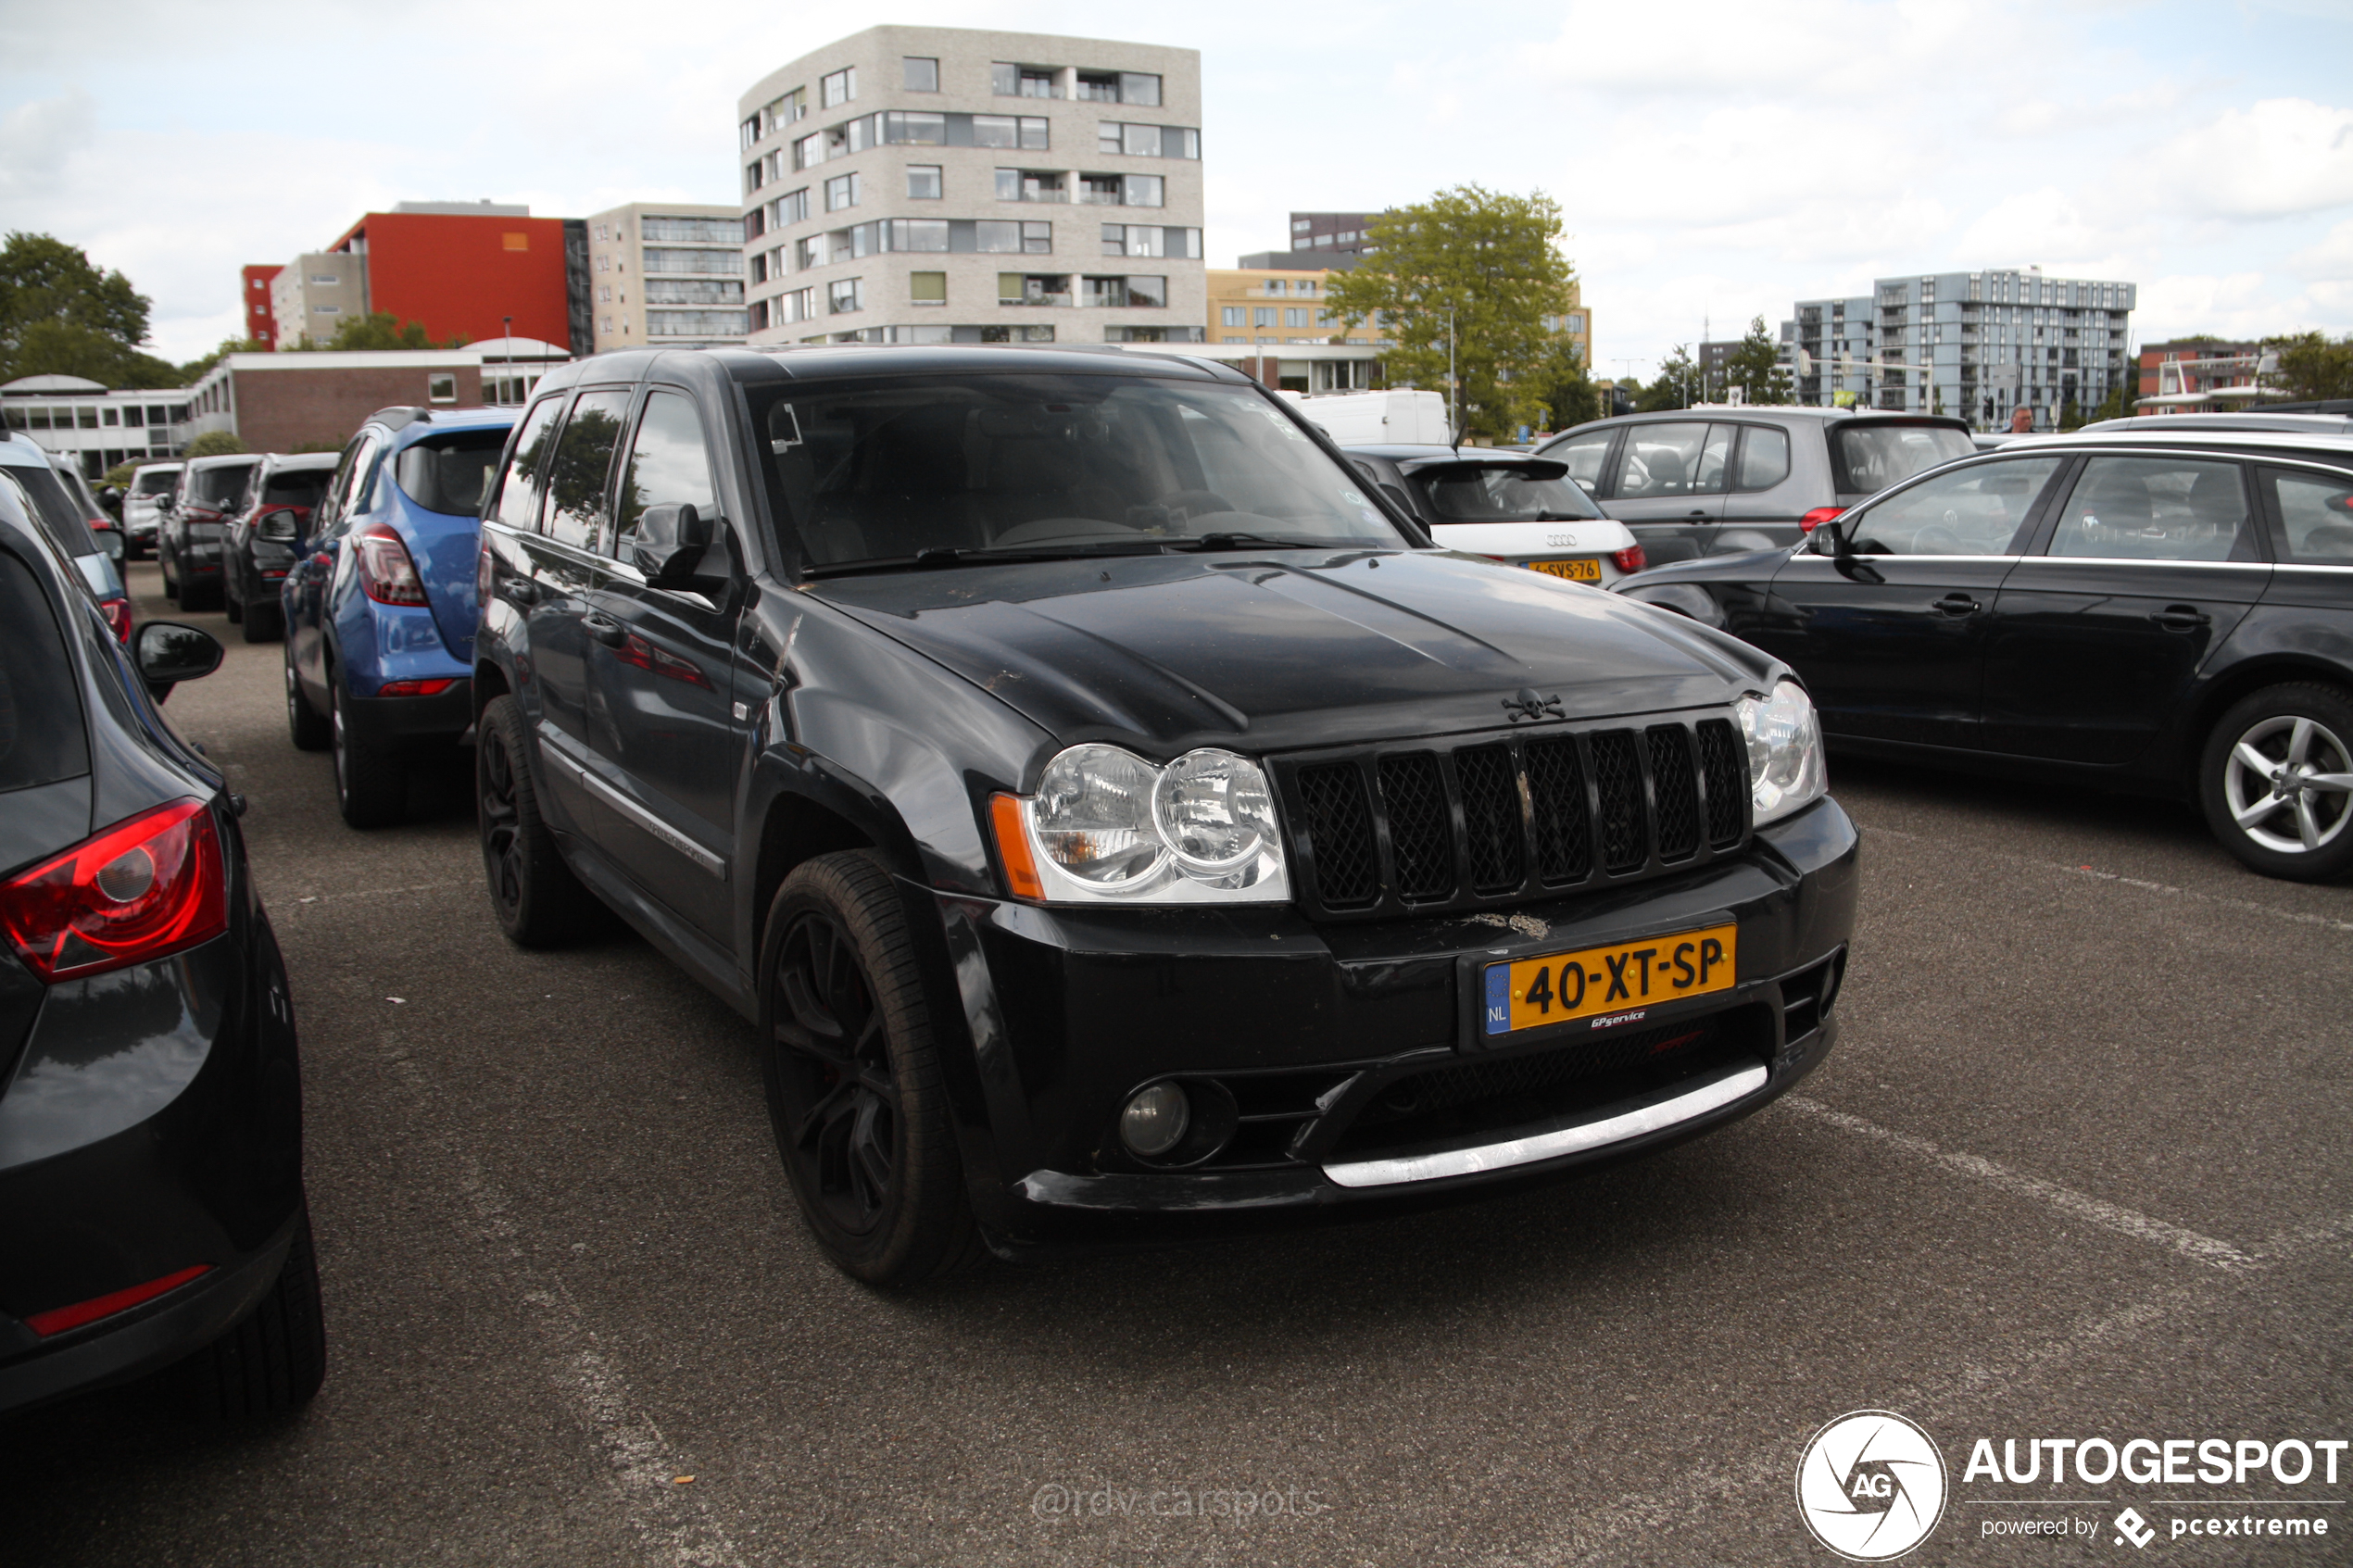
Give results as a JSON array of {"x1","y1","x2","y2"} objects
[{"x1": 283, "y1": 405, "x2": 517, "y2": 826}]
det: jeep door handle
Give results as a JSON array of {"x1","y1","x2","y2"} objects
[
  {"x1": 582, "y1": 611, "x2": 629, "y2": 647},
  {"x1": 503, "y1": 578, "x2": 541, "y2": 606},
  {"x1": 2150, "y1": 605, "x2": 2210, "y2": 633},
  {"x1": 1933, "y1": 593, "x2": 1980, "y2": 616}
]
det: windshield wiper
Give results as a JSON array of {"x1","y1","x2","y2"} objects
[
  {"x1": 1168, "y1": 531, "x2": 1322, "y2": 552},
  {"x1": 801, "y1": 541, "x2": 1167, "y2": 578}
]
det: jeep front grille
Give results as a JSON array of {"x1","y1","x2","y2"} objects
[{"x1": 1278, "y1": 715, "x2": 1749, "y2": 921}]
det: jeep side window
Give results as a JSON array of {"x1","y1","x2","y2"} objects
[
  {"x1": 614, "y1": 391, "x2": 721, "y2": 554},
  {"x1": 486, "y1": 397, "x2": 566, "y2": 533},
  {"x1": 541, "y1": 389, "x2": 634, "y2": 553}
]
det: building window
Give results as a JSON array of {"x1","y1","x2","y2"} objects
[
  {"x1": 1123, "y1": 174, "x2": 1163, "y2": 207},
  {"x1": 996, "y1": 169, "x2": 1066, "y2": 202},
  {"x1": 1284, "y1": 307, "x2": 1309, "y2": 328},
  {"x1": 748, "y1": 255, "x2": 767, "y2": 284},
  {"x1": 777, "y1": 188, "x2": 811, "y2": 226},
  {"x1": 911, "y1": 271, "x2": 947, "y2": 304},
  {"x1": 1221, "y1": 307, "x2": 1245, "y2": 327},
  {"x1": 1083, "y1": 275, "x2": 1164, "y2": 308},
  {"x1": 427, "y1": 373, "x2": 458, "y2": 404},
  {"x1": 902, "y1": 56, "x2": 938, "y2": 92},
  {"x1": 999, "y1": 273, "x2": 1071, "y2": 307},
  {"x1": 824, "y1": 172, "x2": 860, "y2": 211},
  {"x1": 313, "y1": 304, "x2": 340, "y2": 315},
  {"x1": 992, "y1": 62, "x2": 1059, "y2": 97},
  {"x1": 503, "y1": 232, "x2": 529, "y2": 252},
  {"x1": 907, "y1": 165, "x2": 941, "y2": 199},
  {"x1": 828, "y1": 278, "x2": 862, "y2": 314},
  {"x1": 1253, "y1": 307, "x2": 1275, "y2": 327},
  {"x1": 1264, "y1": 278, "x2": 1289, "y2": 295},
  {"x1": 309, "y1": 272, "x2": 339, "y2": 284},
  {"x1": 820, "y1": 67, "x2": 856, "y2": 107}
]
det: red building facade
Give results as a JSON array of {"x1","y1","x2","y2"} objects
[
  {"x1": 241, "y1": 264, "x2": 283, "y2": 348},
  {"x1": 326, "y1": 209, "x2": 573, "y2": 347}
]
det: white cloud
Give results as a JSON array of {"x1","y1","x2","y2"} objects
[{"x1": 2143, "y1": 98, "x2": 2353, "y2": 220}]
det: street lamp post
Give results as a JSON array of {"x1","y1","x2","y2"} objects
[{"x1": 501, "y1": 315, "x2": 513, "y2": 406}]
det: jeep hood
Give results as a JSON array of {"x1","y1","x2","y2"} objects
[{"x1": 812, "y1": 548, "x2": 1772, "y2": 754}]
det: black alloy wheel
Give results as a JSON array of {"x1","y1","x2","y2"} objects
[
  {"x1": 761, "y1": 852, "x2": 984, "y2": 1286},
  {"x1": 284, "y1": 645, "x2": 330, "y2": 750},
  {"x1": 159, "y1": 543, "x2": 180, "y2": 604},
  {"x1": 2200, "y1": 683, "x2": 2353, "y2": 883},
  {"x1": 475, "y1": 694, "x2": 599, "y2": 946}
]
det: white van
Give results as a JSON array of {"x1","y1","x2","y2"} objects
[
  {"x1": 121, "y1": 460, "x2": 182, "y2": 558},
  {"x1": 1278, "y1": 389, "x2": 1451, "y2": 445}
]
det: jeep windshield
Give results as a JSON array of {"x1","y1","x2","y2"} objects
[{"x1": 747, "y1": 374, "x2": 1410, "y2": 571}]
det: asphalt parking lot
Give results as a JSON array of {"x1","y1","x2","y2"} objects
[{"x1": 2, "y1": 562, "x2": 2347, "y2": 1567}]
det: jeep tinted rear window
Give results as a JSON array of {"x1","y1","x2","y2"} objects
[
  {"x1": 190, "y1": 461, "x2": 259, "y2": 507},
  {"x1": 1830, "y1": 423, "x2": 1973, "y2": 495},
  {"x1": 0, "y1": 550, "x2": 90, "y2": 794},
  {"x1": 395, "y1": 431, "x2": 509, "y2": 517},
  {"x1": 133, "y1": 469, "x2": 179, "y2": 495}
]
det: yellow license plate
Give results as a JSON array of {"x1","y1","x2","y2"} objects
[
  {"x1": 1527, "y1": 558, "x2": 1602, "y2": 582},
  {"x1": 1481, "y1": 922, "x2": 1737, "y2": 1037}
]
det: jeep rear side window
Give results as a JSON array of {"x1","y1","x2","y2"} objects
[{"x1": 486, "y1": 398, "x2": 565, "y2": 533}]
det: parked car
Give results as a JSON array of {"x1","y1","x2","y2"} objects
[
  {"x1": 0, "y1": 432, "x2": 131, "y2": 643},
  {"x1": 2080, "y1": 411, "x2": 2353, "y2": 437},
  {"x1": 284, "y1": 406, "x2": 517, "y2": 827},
  {"x1": 120, "y1": 462, "x2": 181, "y2": 559},
  {"x1": 222, "y1": 452, "x2": 340, "y2": 644},
  {"x1": 471, "y1": 345, "x2": 1858, "y2": 1286},
  {"x1": 1612, "y1": 428, "x2": 2353, "y2": 881},
  {"x1": 1534, "y1": 407, "x2": 1976, "y2": 564},
  {"x1": 0, "y1": 472, "x2": 321, "y2": 1419},
  {"x1": 157, "y1": 454, "x2": 263, "y2": 611},
  {"x1": 52, "y1": 457, "x2": 126, "y2": 570},
  {"x1": 1341, "y1": 445, "x2": 1647, "y2": 586}
]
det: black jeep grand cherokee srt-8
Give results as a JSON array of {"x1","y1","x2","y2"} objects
[{"x1": 471, "y1": 346, "x2": 1858, "y2": 1285}]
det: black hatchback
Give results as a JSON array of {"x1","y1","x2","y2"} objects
[
  {"x1": 0, "y1": 477, "x2": 321, "y2": 1417},
  {"x1": 1614, "y1": 429, "x2": 2353, "y2": 881},
  {"x1": 470, "y1": 345, "x2": 1859, "y2": 1286}
]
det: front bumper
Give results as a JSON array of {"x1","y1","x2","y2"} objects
[
  {"x1": 930, "y1": 797, "x2": 1860, "y2": 1252},
  {"x1": 0, "y1": 852, "x2": 305, "y2": 1415}
]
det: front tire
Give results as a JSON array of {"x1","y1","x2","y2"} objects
[
  {"x1": 760, "y1": 851, "x2": 985, "y2": 1287},
  {"x1": 476, "y1": 694, "x2": 601, "y2": 946},
  {"x1": 2199, "y1": 683, "x2": 2353, "y2": 883},
  {"x1": 330, "y1": 676, "x2": 408, "y2": 829}
]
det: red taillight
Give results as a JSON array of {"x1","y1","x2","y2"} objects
[
  {"x1": 355, "y1": 524, "x2": 429, "y2": 606},
  {"x1": 100, "y1": 596, "x2": 132, "y2": 643},
  {"x1": 377, "y1": 677, "x2": 458, "y2": 697},
  {"x1": 0, "y1": 797, "x2": 228, "y2": 982},
  {"x1": 1800, "y1": 507, "x2": 1845, "y2": 533},
  {"x1": 25, "y1": 1264, "x2": 212, "y2": 1338},
  {"x1": 1611, "y1": 545, "x2": 1647, "y2": 574}
]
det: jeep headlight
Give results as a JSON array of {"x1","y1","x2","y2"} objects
[
  {"x1": 993, "y1": 745, "x2": 1289, "y2": 904},
  {"x1": 1736, "y1": 681, "x2": 1827, "y2": 827}
]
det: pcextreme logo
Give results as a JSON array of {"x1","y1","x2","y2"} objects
[{"x1": 1796, "y1": 1410, "x2": 1950, "y2": 1561}]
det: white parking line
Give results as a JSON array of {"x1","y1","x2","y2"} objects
[
  {"x1": 271, "y1": 881, "x2": 473, "y2": 908},
  {"x1": 379, "y1": 1042, "x2": 746, "y2": 1568},
  {"x1": 1858, "y1": 822, "x2": 2353, "y2": 935},
  {"x1": 1780, "y1": 1096, "x2": 2257, "y2": 1272}
]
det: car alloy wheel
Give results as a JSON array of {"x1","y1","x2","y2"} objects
[
  {"x1": 771, "y1": 909, "x2": 900, "y2": 1238},
  {"x1": 474, "y1": 695, "x2": 598, "y2": 946},
  {"x1": 2222, "y1": 713, "x2": 2353, "y2": 855},
  {"x1": 284, "y1": 650, "x2": 330, "y2": 750}
]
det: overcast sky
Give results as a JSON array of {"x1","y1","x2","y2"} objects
[{"x1": 4, "y1": 0, "x2": 2347, "y2": 375}]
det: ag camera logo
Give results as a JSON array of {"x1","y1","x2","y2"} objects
[{"x1": 1796, "y1": 1410, "x2": 1949, "y2": 1561}]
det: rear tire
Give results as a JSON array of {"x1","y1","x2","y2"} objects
[
  {"x1": 175, "y1": 1206, "x2": 326, "y2": 1419},
  {"x1": 2198, "y1": 683, "x2": 2353, "y2": 883},
  {"x1": 284, "y1": 646, "x2": 330, "y2": 750},
  {"x1": 760, "y1": 851, "x2": 987, "y2": 1287},
  {"x1": 330, "y1": 676, "x2": 409, "y2": 829},
  {"x1": 224, "y1": 590, "x2": 243, "y2": 624},
  {"x1": 243, "y1": 596, "x2": 283, "y2": 643},
  {"x1": 160, "y1": 546, "x2": 181, "y2": 604},
  {"x1": 476, "y1": 695, "x2": 602, "y2": 946}
]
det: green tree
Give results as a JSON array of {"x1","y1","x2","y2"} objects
[
  {"x1": 2261, "y1": 331, "x2": 2353, "y2": 402},
  {"x1": 184, "y1": 430, "x2": 247, "y2": 458},
  {"x1": 1320, "y1": 186, "x2": 1578, "y2": 442},
  {"x1": 179, "y1": 336, "x2": 264, "y2": 383},
  {"x1": 1529, "y1": 338, "x2": 1602, "y2": 431},
  {"x1": 2086, "y1": 379, "x2": 2133, "y2": 423},
  {"x1": 0, "y1": 232, "x2": 185, "y2": 387},
  {"x1": 294, "y1": 312, "x2": 467, "y2": 353},
  {"x1": 1637, "y1": 345, "x2": 1696, "y2": 412},
  {"x1": 1721, "y1": 316, "x2": 1793, "y2": 405},
  {"x1": 2058, "y1": 395, "x2": 2084, "y2": 431}
]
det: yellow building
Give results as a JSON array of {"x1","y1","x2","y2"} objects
[
  {"x1": 1203, "y1": 269, "x2": 1594, "y2": 395},
  {"x1": 1203, "y1": 268, "x2": 1383, "y2": 392}
]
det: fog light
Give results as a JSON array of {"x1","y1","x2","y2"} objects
[{"x1": 1119, "y1": 1082, "x2": 1189, "y2": 1158}]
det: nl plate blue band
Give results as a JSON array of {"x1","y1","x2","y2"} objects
[{"x1": 1483, "y1": 962, "x2": 1509, "y2": 1035}]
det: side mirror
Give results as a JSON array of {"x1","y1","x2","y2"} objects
[
  {"x1": 257, "y1": 508, "x2": 300, "y2": 542},
  {"x1": 631, "y1": 502, "x2": 714, "y2": 588},
  {"x1": 134, "y1": 620, "x2": 224, "y2": 698}
]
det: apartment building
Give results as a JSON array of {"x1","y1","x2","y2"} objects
[
  {"x1": 271, "y1": 250, "x2": 369, "y2": 348},
  {"x1": 1238, "y1": 210, "x2": 1380, "y2": 272},
  {"x1": 242, "y1": 265, "x2": 283, "y2": 349},
  {"x1": 1204, "y1": 268, "x2": 1384, "y2": 391},
  {"x1": 736, "y1": 27, "x2": 1206, "y2": 349},
  {"x1": 260, "y1": 202, "x2": 579, "y2": 351},
  {"x1": 585, "y1": 204, "x2": 749, "y2": 351},
  {"x1": 2136, "y1": 339, "x2": 2271, "y2": 412},
  {"x1": 1780, "y1": 267, "x2": 2136, "y2": 430}
]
